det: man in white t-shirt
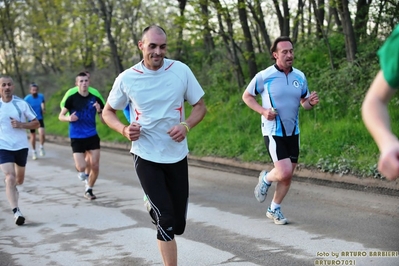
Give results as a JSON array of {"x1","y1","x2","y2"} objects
[
  {"x1": 102, "y1": 25, "x2": 206, "y2": 266},
  {"x1": 0, "y1": 76, "x2": 40, "y2": 225}
]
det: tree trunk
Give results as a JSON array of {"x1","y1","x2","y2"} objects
[
  {"x1": 311, "y1": 0, "x2": 325, "y2": 39},
  {"x1": 354, "y1": 0, "x2": 372, "y2": 42},
  {"x1": 292, "y1": 0, "x2": 304, "y2": 43},
  {"x1": 337, "y1": 0, "x2": 357, "y2": 62},
  {"x1": 247, "y1": 0, "x2": 272, "y2": 55},
  {"x1": 211, "y1": 0, "x2": 245, "y2": 88},
  {"x1": 237, "y1": 0, "x2": 257, "y2": 78},
  {"x1": 272, "y1": 0, "x2": 290, "y2": 36},
  {"x1": 174, "y1": 0, "x2": 187, "y2": 61},
  {"x1": 97, "y1": 0, "x2": 124, "y2": 74},
  {"x1": 199, "y1": 0, "x2": 215, "y2": 57}
]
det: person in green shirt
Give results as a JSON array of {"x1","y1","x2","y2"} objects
[
  {"x1": 362, "y1": 24, "x2": 399, "y2": 181},
  {"x1": 60, "y1": 71, "x2": 105, "y2": 181}
]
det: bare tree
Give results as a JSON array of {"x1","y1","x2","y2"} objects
[
  {"x1": 237, "y1": 0, "x2": 257, "y2": 78},
  {"x1": 94, "y1": 0, "x2": 124, "y2": 74},
  {"x1": 199, "y1": 0, "x2": 215, "y2": 57},
  {"x1": 0, "y1": 0, "x2": 25, "y2": 96},
  {"x1": 335, "y1": 0, "x2": 357, "y2": 62},
  {"x1": 354, "y1": 0, "x2": 372, "y2": 42},
  {"x1": 311, "y1": 0, "x2": 325, "y2": 39},
  {"x1": 246, "y1": 0, "x2": 272, "y2": 55},
  {"x1": 272, "y1": 0, "x2": 290, "y2": 36},
  {"x1": 174, "y1": 0, "x2": 187, "y2": 60},
  {"x1": 292, "y1": 0, "x2": 305, "y2": 43},
  {"x1": 211, "y1": 0, "x2": 245, "y2": 87}
]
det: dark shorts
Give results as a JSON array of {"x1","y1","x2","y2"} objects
[
  {"x1": 30, "y1": 119, "x2": 44, "y2": 133},
  {"x1": 70, "y1": 134, "x2": 100, "y2": 153},
  {"x1": 264, "y1": 134, "x2": 300, "y2": 163},
  {"x1": 0, "y1": 148, "x2": 29, "y2": 166},
  {"x1": 133, "y1": 154, "x2": 188, "y2": 241}
]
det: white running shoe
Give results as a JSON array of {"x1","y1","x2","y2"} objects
[
  {"x1": 77, "y1": 172, "x2": 87, "y2": 182},
  {"x1": 39, "y1": 147, "x2": 45, "y2": 157},
  {"x1": 266, "y1": 207, "x2": 288, "y2": 225},
  {"x1": 32, "y1": 151, "x2": 37, "y2": 160},
  {"x1": 14, "y1": 210, "x2": 25, "y2": 226},
  {"x1": 254, "y1": 170, "x2": 270, "y2": 203}
]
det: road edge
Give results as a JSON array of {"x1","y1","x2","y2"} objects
[{"x1": 47, "y1": 135, "x2": 399, "y2": 197}]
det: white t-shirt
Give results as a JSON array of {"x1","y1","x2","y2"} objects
[
  {"x1": 0, "y1": 96, "x2": 37, "y2": 150},
  {"x1": 107, "y1": 59, "x2": 205, "y2": 163}
]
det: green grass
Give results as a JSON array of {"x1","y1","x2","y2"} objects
[
  {"x1": 183, "y1": 93, "x2": 388, "y2": 179},
  {"x1": 44, "y1": 86, "x2": 396, "y2": 180}
]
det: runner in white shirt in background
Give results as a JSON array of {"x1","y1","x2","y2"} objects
[{"x1": 0, "y1": 76, "x2": 40, "y2": 225}]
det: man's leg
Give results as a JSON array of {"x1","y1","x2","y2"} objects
[
  {"x1": 267, "y1": 159, "x2": 296, "y2": 204},
  {"x1": 86, "y1": 149, "x2": 100, "y2": 187},
  {"x1": 30, "y1": 131, "x2": 37, "y2": 159},
  {"x1": 72, "y1": 152, "x2": 87, "y2": 175},
  {"x1": 157, "y1": 239, "x2": 177, "y2": 266},
  {"x1": 1, "y1": 163, "x2": 19, "y2": 208},
  {"x1": 84, "y1": 152, "x2": 91, "y2": 177},
  {"x1": 38, "y1": 127, "x2": 45, "y2": 156}
]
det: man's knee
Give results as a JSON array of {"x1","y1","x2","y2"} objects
[{"x1": 156, "y1": 214, "x2": 186, "y2": 240}]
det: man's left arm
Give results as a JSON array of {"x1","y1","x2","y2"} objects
[
  {"x1": 41, "y1": 94, "x2": 46, "y2": 114},
  {"x1": 184, "y1": 98, "x2": 207, "y2": 130},
  {"x1": 301, "y1": 91, "x2": 319, "y2": 110}
]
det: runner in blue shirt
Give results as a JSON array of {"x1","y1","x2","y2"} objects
[
  {"x1": 24, "y1": 83, "x2": 46, "y2": 160},
  {"x1": 58, "y1": 72, "x2": 105, "y2": 200},
  {"x1": 243, "y1": 36, "x2": 319, "y2": 225}
]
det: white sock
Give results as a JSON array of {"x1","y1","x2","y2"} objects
[
  {"x1": 270, "y1": 201, "x2": 280, "y2": 211},
  {"x1": 263, "y1": 173, "x2": 272, "y2": 186}
]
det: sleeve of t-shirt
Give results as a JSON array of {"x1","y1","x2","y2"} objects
[
  {"x1": 107, "y1": 74, "x2": 129, "y2": 110},
  {"x1": 24, "y1": 102, "x2": 37, "y2": 121},
  {"x1": 377, "y1": 24, "x2": 399, "y2": 89},
  {"x1": 184, "y1": 65, "x2": 205, "y2": 105}
]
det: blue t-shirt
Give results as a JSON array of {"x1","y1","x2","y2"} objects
[
  {"x1": 245, "y1": 64, "x2": 309, "y2": 137},
  {"x1": 123, "y1": 105, "x2": 130, "y2": 123},
  {"x1": 64, "y1": 91, "x2": 104, "y2": 139},
  {"x1": 24, "y1": 93, "x2": 45, "y2": 120}
]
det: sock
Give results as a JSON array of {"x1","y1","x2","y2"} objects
[
  {"x1": 262, "y1": 173, "x2": 272, "y2": 186},
  {"x1": 270, "y1": 201, "x2": 280, "y2": 211},
  {"x1": 12, "y1": 207, "x2": 18, "y2": 214},
  {"x1": 85, "y1": 186, "x2": 92, "y2": 192}
]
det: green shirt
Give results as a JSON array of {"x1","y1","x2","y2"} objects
[
  {"x1": 378, "y1": 24, "x2": 399, "y2": 89},
  {"x1": 60, "y1": 86, "x2": 105, "y2": 108}
]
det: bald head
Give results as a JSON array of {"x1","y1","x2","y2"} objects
[{"x1": 141, "y1": 25, "x2": 166, "y2": 42}]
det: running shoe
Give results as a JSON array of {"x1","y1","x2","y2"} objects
[
  {"x1": 84, "y1": 189, "x2": 96, "y2": 200},
  {"x1": 143, "y1": 195, "x2": 156, "y2": 225},
  {"x1": 32, "y1": 151, "x2": 37, "y2": 160},
  {"x1": 77, "y1": 172, "x2": 87, "y2": 182},
  {"x1": 39, "y1": 147, "x2": 45, "y2": 157},
  {"x1": 266, "y1": 207, "x2": 288, "y2": 225},
  {"x1": 14, "y1": 210, "x2": 25, "y2": 226},
  {"x1": 254, "y1": 170, "x2": 270, "y2": 203}
]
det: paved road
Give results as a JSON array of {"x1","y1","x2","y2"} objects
[{"x1": 1, "y1": 142, "x2": 398, "y2": 266}]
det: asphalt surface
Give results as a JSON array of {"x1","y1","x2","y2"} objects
[{"x1": 0, "y1": 139, "x2": 398, "y2": 266}]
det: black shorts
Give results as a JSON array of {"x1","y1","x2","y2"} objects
[
  {"x1": 30, "y1": 119, "x2": 44, "y2": 133},
  {"x1": 70, "y1": 134, "x2": 100, "y2": 153},
  {"x1": 264, "y1": 134, "x2": 299, "y2": 163},
  {"x1": 133, "y1": 154, "x2": 189, "y2": 241},
  {"x1": 0, "y1": 148, "x2": 29, "y2": 167}
]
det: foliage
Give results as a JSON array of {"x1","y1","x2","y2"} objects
[{"x1": 2, "y1": 0, "x2": 399, "y2": 180}]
